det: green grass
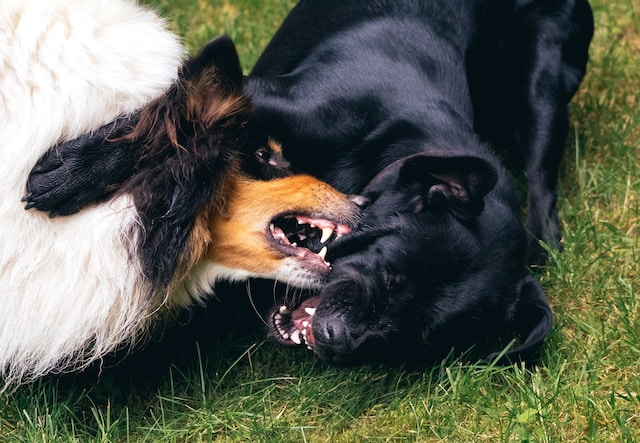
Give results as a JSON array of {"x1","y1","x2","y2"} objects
[{"x1": 2, "y1": 0, "x2": 639, "y2": 441}]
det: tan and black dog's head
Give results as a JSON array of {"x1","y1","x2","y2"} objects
[
  {"x1": 121, "y1": 36, "x2": 363, "y2": 294},
  {"x1": 24, "y1": 36, "x2": 362, "y2": 297}
]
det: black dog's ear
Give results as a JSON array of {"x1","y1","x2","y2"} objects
[
  {"x1": 487, "y1": 275, "x2": 553, "y2": 365},
  {"x1": 398, "y1": 154, "x2": 498, "y2": 214}
]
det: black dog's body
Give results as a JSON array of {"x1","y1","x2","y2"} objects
[
  {"x1": 25, "y1": 0, "x2": 593, "y2": 366},
  {"x1": 247, "y1": 0, "x2": 593, "y2": 365},
  {"x1": 248, "y1": 0, "x2": 593, "y2": 261}
]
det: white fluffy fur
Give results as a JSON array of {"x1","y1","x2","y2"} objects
[{"x1": 0, "y1": 0, "x2": 184, "y2": 391}]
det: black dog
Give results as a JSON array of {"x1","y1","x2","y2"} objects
[
  {"x1": 25, "y1": 0, "x2": 593, "y2": 366},
  {"x1": 249, "y1": 0, "x2": 593, "y2": 365}
]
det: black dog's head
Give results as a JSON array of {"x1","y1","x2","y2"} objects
[{"x1": 269, "y1": 152, "x2": 553, "y2": 366}]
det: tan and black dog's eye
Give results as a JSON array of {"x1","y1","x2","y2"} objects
[{"x1": 256, "y1": 147, "x2": 271, "y2": 162}]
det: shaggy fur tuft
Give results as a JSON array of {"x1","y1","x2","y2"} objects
[{"x1": 114, "y1": 43, "x2": 254, "y2": 292}]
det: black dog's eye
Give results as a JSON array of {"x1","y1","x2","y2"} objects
[{"x1": 382, "y1": 270, "x2": 405, "y2": 291}]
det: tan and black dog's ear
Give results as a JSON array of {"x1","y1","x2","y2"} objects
[
  {"x1": 184, "y1": 35, "x2": 243, "y2": 86},
  {"x1": 134, "y1": 34, "x2": 249, "y2": 146},
  {"x1": 130, "y1": 35, "x2": 251, "y2": 159},
  {"x1": 166, "y1": 35, "x2": 250, "y2": 135}
]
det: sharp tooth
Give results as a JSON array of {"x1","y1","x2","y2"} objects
[
  {"x1": 318, "y1": 246, "x2": 328, "y2": 260},
  {"x1": 320, "y1": 227, "x2": 334, "y2": 244},
  {"x1": 279, "y1": 306, "x2": 290, "y2": 315},
  {"x1": 298, "y1": 234, "x2": 307, "y2": 241},
  {"x1": 298, "y1": 217, "x2": 315, "y2": 228},
  {"x1": 282, "y1": 332, "x2": 289, "y2": 340},
  {"x1": 271, "y1": 225, "x2": 286, "y2": 241},
  {"x1": 302, "y1": 320, "x2": 309, "y2": 328},
  {"x1": 291, "y1": 329, "x2": 302, "y2": 345},
  {"x1": 275, "y1": 314, "x2": 282, "y2": 325},
  {"x1": 304, "y1": 307, "x2": 316, "y2": 316},
  {"x1": 292, "y1": 242, "x2": 298, "y2": 247}
]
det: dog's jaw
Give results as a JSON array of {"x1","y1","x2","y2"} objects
[
  {"x1": 173, "y1": 261, "x2": 328, "y2": 309},
  {"x1": 171, "y1": 209, "x2": 355, "y2": 307},
  {"x1": 269, "y1": 214, "x2": 352, "y2": 269},
  {"x1": 269, "y1": 296, "x2": 319, "y2": 349}
]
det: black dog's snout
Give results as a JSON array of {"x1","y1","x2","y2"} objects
[
  {"x1": 313, "y1": 315, "x2": 356, "y2": 365},
  {"x1": 316, "y1": 317, "x2": 348, "y2": 345}
]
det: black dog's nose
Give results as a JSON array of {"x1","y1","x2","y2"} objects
[{"x1": 315, "y1": 317, "x2": 349, "y2": 347}]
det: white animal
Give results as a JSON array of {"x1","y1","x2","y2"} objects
[{"x1": 0, "y1": 0, "x2": 357, "y2": 392}]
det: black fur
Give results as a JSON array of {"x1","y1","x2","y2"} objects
[
  {"x1": 24, "y1": 113, "x2": 139, "y2": 217},
  {"x1": 24, "y1": 0, "x2": 594, "y2": 366},
  {"x1": 246, "y1": 0, "x2": 592, "y2": 365}
]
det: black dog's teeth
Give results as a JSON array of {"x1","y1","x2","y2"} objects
[
  {"x1": 274, "y1": 306, "x2": 289, "y2": 337},
  {"x1": 273, "y1": 305, "x2": 316, "y2": 350}
]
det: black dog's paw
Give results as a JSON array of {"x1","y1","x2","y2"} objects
[
  {"x1": 23, "y1": 148, "x2": 100, "y2": 216},
  {"x1": 23, "y1": 117, "x2": 139, "y2": 216},
  {"x1": 527, "y1": 227, "x2": 563, "y2": 268}
]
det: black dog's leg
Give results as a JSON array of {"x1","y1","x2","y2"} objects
[
  {"x1": 501, "y1": 0, "x2": 593, "y2": 264},
  {"x1": 24, "y1": 114, "x2": 139, "y2": 216}
]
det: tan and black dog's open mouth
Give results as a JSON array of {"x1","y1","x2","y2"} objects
[
  {"x1": 269, "y1": 215, "x2": 351, "y2": 268},
  {"x1": 268, "y1": 296, "x2": 320, "y2": 350}
]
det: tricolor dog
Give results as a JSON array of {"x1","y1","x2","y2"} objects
[{"x1": 0, "y1": 0, "x2": 360, "y2": 391}]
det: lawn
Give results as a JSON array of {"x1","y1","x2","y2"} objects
[{"x1": 1, "y1": 0, "x2": 639, "y2": 441}]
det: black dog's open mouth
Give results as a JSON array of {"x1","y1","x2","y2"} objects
[
  {"x1": 269, "y1": 215, "x2": 350, "y2": 268},
  {"x1": 268, "y1": 296, "x2": 320, "y2": 350}
]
